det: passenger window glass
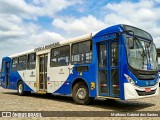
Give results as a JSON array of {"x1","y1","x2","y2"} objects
[
  {"x1": 72, "y1": 40, "x2": 92, "y2": 64},
  {"x1": 99, "y1": 44, "x2": 106, "y2": 68},
  {"x1": 111, "y1": 42, "x2": 118, "y2": 66},
  {"x1": 99, "y1": 70, "x2": 108, "y2": 93},
  {"x1": 50, "y1": 45, "x2": 70, "y2": 67},
  {"x1": 12, "y1": 58, "x2": 18, "y2": 71},
  {"x1": 112, "y1": 69, "x2": 119, "y2": 94},
  {"x1": 18, "y1": 55, "x2": 27, "y2": 70},
  {"x1": 28, "y1": 53, "x2": 36, "y2": 70}
]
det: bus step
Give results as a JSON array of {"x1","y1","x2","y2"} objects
[{"x1": 37, "y1": 91, "x2": 47, "y2": 94}]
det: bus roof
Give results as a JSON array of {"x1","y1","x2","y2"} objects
[{"x1": 8, "y1": 32, "x2": 96, "y2": 58}]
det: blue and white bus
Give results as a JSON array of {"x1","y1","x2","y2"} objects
[
  {"x1": 0, "y1": 24, "x2": 159, "y2": 104},
  {"x1": 157, "y1": 48, "x2": 160, "y2": 86}
]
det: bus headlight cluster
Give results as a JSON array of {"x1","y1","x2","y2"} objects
[{"x1": 124, "y1": 74, "x2": 135, "y2": 85}]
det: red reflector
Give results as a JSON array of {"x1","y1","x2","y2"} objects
[
  {"x1": 48, "y1": 83, "x2": 50, "y2": 84},
  {"x1": 100, "y1": 84, "x2": 107, "y2": 87}
]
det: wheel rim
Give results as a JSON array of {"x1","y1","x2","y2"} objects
[
  {"x1": 18, "y1": 84, "x2": 23, "y2": 94},
  {"x1": 77, "y1": 88, "x2": 87, "y2": 100}
]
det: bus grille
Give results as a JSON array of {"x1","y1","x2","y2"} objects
[
  {"x1": 136, "y1": 89, "x2": 156, "y2": 96},
  {"x1": 129, "y1": 66, "x2": 158, "y2": 80}
]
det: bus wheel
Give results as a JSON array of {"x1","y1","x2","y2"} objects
[
  {"x1": 72, "y1": 82, "x2": 92, "y2": 105},
  {"x1": 17, "y1": 81, "x2": 25, "y2": 96}
]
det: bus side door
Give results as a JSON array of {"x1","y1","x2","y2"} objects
[{"x1": 98, "y1": 38, "x2": 120, "y2": 98}]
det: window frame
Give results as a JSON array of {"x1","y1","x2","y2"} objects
[
  {"x1": 111, "y1": 42, "x2": 119, "y2": 67},
  {"x1": 27, "y1": 53, "x2": 36, "y2": 70},
  {"x1": 50, "y1": 45, "x2": 70, "y2": 67},
  {"x1": 71, "y1": 40, "x2": 92, "y2": 64},
  {"x1": 17, "y1": 55, "x2": 27, "y2": 71},
  {"x1": 11, "y1": 57, "x2": 18, "y2": 72}
]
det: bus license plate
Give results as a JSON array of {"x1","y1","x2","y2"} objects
[{"x1": 145, "y1": 88, "x2": 151, "y2": 92}]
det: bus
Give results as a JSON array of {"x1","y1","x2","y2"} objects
[
  {"x1": 156, "y1": 48, "x2": 160, "y2": 85},
  {"x1": 0, "y1": 24, "x2": 159, "y2": 105}
]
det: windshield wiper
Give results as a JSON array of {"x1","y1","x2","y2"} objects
[
  {"x1": 145, "y1": 42, "x2": 151, "y2": 65},
  {"x1": 135, "y1": 38, "x2": 146, "y2": 68}
]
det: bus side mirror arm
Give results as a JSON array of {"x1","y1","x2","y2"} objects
[{"x1": 119, "y1": 30, "x2": 135, "y2": 36}]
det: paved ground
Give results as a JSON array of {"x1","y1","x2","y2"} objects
[{"x1": 0, "y1": 87, "x2": 160, "y2": 120}]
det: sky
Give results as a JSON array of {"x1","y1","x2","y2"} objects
[{"x1": 0, "y1": 0, "x2": 160, "y2": 62}]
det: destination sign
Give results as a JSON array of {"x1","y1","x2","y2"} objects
[
  {"x1": 34, "y1": 42, "x2": 60, "y2": 52},
  {"x1": 101, "y1": 33, "x2": 118, "y2": 39}
]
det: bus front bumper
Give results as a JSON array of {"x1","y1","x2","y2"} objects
[{"x1": 124, "y1": 82, "x2": 159, "y2": 100}]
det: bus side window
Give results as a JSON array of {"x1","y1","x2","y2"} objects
[
  {"x1": 27, "y1": 53, "x2": 36, "y2": 70},
  {"x1": 12, "y1": 58, "x2": 18, "y2": 71},
  {"x1": 72, "y1": 40, "x2": 92, "y2": 64},
  {"x1": 18, "y1": 55, "x2": 27, "y2": 70},
  {"x1": 50, "y1": 45, "x2": 70, "y2": 67}
]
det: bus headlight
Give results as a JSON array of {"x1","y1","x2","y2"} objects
[{"x1": 124, "y1": 74, "x2": 135, "y2": 85}]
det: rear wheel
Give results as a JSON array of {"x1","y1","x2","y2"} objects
[
  {"x1": 72, "y1": 82, "x2": 92, "y2": 105},
  {"x1": 17, "y1": 81, "x2": 25, "y2": 96}
]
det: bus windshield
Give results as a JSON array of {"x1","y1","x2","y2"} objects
[
  {"x1": 126, "y1": 37, "x2": 158, "y2": 70},
  {"x1": 158, "y1": 57, "x2": 160, "y2": 71}
]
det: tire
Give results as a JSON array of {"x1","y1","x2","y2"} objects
[
  {"x1": 72, "y1": 82, "x2": 92, "y2": 105},
  {"x1": 17, "y1": 81, "x2": 25, "y2": 96}
]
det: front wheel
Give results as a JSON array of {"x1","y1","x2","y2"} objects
[
  {"x1": 17, "y1": 81, "x2": 25, "y2": 96},
  {"x1": 72, "y1": 82, "x2": 93, "y2": 105}
]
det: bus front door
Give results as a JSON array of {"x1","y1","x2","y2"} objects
[
  {"x1": 4, "y1": 62, "x2": 10, "y2": 88},
  {"x1": 39, "y1": 54, "x2": 48, "y2": 91},
  {"x1": 98, "y1": 41, "x2": 120, "y2": 98}
]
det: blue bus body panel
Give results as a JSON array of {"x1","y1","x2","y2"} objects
[
  {"x1": 94, "y1": 24, "x2": 123, "y2": 37},
  {"x1": 1, "y1": 71, "x2": 33, "y2": 92},
  {"x1": 54, "y1": 63, "x2": 97, "y2": 97},
  {"x1": 9, "y1": 72, "x2": 33, "y2": 91}
]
